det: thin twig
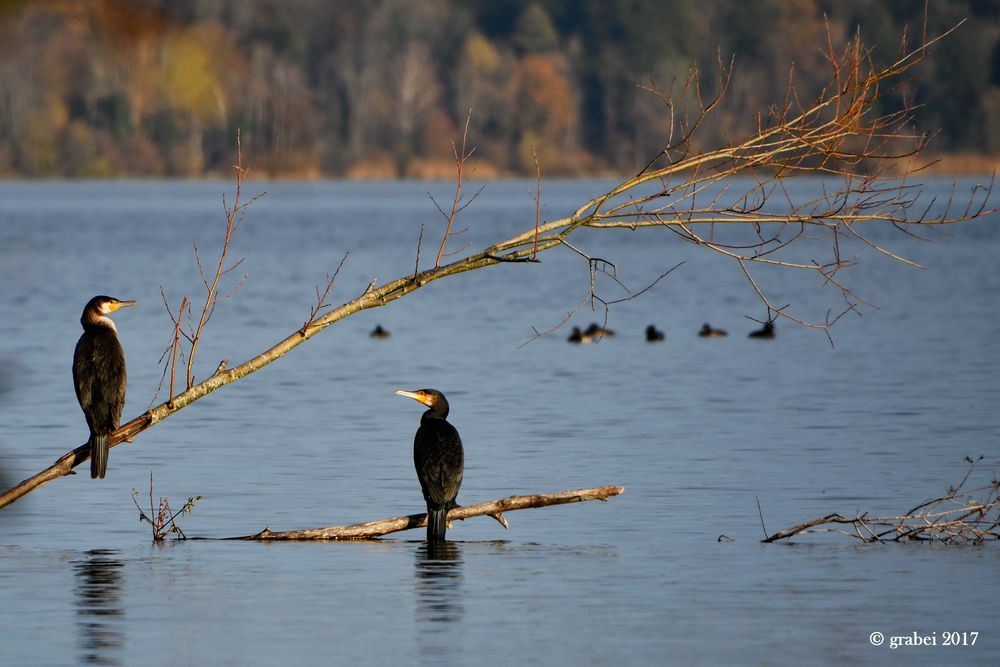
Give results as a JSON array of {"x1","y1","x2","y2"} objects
[
  {"x1": 531, "y1": 146, "x2": 542, "y2": 259},
  {"x1": 756, "y1": 496, "x2": 768, "y2": 539},
  {"x1": 434, "y1": 109, "x2": 478, "y2": 268},
  {"x1": 167, "y1": 297, "x2": 188, "y2": 409},
  {"x1": 302, "y1": 253, "x2": 350, "y2": 335}
]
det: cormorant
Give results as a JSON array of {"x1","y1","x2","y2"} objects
[
  {"x1": 698, "y1": 323, "x2": 727, "y2": 337},
  {"x1": 748, "y1": 321, "x2": 775, "y2": 339},
  {"x1": 370, "y1": 324, "x2": 391, "y2": 339},
  {"x1": 395, "y1": 388, "x2": 464, "y2": 541},
  {"x1": 645, "y1": 325, "x2": 665, "y2": 342},
  {"x1": 584, "y1": 322, "x2": 615, "y2": 338},
  {"x1": 73, "y1": 295, "x2": 137, "y2": 479}
]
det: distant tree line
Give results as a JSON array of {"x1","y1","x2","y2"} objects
[{"x1": 0, "y1": 0, "x2": 997, "y2": 178}]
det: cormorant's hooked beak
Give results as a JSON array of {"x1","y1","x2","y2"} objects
[
  {"x1": 108, "y1": 299, "x2": 138, "y2": 312},
  {"x1": 395, "y1": 389, "x2": 431, "y2": 407}
]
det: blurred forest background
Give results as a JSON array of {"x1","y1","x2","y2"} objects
[{"x1": 1, "y1": 0, "x2": 998, "y2": 178}]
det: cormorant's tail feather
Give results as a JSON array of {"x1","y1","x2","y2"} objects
[
  {"x1": 90, "y1": 433, "x2": 108, "y2": 479},
  {"x1": 427, "y1": 508, "x2": 447, "y2": 541}
]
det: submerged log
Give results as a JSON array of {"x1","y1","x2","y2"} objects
[{"x1": 237, "y1": 485, "x2": 624, "y2": 540}]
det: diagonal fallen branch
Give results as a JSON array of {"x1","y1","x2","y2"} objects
[{"x1": 234, "y1": 485, "x2": 624, "y2": 541}]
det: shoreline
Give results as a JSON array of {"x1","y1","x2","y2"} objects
[{"x1": 0, "y1": 153, "x2": 996, "y2": 182}]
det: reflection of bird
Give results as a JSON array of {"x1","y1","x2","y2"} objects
[
  {"x1": 748, "y1": 321, "x2": 775, "y2": 339},
  {"x1": 698, "y1": 323, "x2": 727, "y2": 337},
  {"x1": 567, "y1": 326, "x2": 591, "y2": 344},
  {"x1": 370, "y1": 324, "x2": 391, "y2": 339},
  {"x1": 584, "y1": 322, "x2": 615, "y2": 338},
  {"x1": 414, "y1": 541, "x2": 464, "y2": 624},
  {"x1": 73, "y1": 296, "x2": 137, "y2": 479},
  {"x1": 74, "y1": 549, "x2": 125, "y2": 660},
  {"x1": 396, "y1": 389, "x2": 464, "y2": 541},
  {"x1": 645, "y1": 325, "x2": 665, "y2": 342}
]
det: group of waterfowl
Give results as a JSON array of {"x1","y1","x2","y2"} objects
[
  {"x1": 74, "y1": 299, "x2": 461, "y2": 541},
  {"x1": 568, "y1": 320, "x2": 776, "y2": 343},
  {"x1": 369, "y1": 319, "x2": 775, "y2": 346}
]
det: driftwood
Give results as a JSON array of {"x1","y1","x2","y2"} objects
[
  {"x1": 762, "y1": 459, "x2": 1000, "y2": 544},
  {"x1": 236, "y1": 485, "x2": 624, "y2": 540}
]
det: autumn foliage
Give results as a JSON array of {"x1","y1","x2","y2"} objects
[{"x1": 0, "y1": 0, "x2": 997, "y2": 178}]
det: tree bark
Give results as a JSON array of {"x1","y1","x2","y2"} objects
[{"x1": 235, "y1": 485, "x2": 624, "y2": 540}]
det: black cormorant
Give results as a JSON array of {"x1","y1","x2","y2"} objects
[
  {"x1": 73, "y1": 295, "x2": 137, "y2": 479},
  {"x1": 370, "y1": 324, "x2": 390, "y2": 339},
  {"x1": 395, "y1": 388, "x2": 464, "y2": 541},
  {"x1": 645, "y1": 325, "x2": 665, "y2": 342},
  {"x1": 698, "y1": 323, "x2": 727, "y2": 337}
]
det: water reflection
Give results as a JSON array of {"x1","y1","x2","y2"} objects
[
  {"x1": 73, "y1": 549, "x2": 125, "y2": 666},
  {"x1": 414, "y1": 541, "x2": 464, "y2": 626}
]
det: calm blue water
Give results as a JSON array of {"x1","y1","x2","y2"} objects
[{"x1": 0, "y1": 178, "x2": 998, "y2": 666}]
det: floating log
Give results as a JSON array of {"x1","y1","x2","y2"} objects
[{"x1": 237, "y1": 485, "x2": 624, "y2": 541}]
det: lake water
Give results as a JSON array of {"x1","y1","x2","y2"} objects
[{"x1": 0, "y1": 178, "x2": 998, "y2": 665}]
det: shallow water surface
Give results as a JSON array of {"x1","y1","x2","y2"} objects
[{"x1": 0, "y1": 178, "x2": 998, "y2": 665}]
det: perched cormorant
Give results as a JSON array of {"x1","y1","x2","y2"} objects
[
  {"x1": 748, "y1": 321, "x2": 775, "y2": 339},
  {"x1": 395, "y1": 388, "x2": 464, "y2": 541},
  {"x1": 370, "y1": 324, "x2": 391, "y2": 339},
  {"x1": 583, "y1": 322, "x2": 615, "y2": 338},
  {"x1": 645, "y1": 325, "x2": 666, "y2": 342},
  {"x1": 73, "y1": 296, "x2": 137, "y2": 479},
  {"x1": 698, "y1": 323, "x2": 727, "y2": 337}
]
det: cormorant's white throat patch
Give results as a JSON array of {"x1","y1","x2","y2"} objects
[{"x1": 97, "y1": 315, "x2": 117, "y2": 332}]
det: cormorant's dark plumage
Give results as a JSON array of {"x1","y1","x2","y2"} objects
[
  {"x1": 73, "y1": 295, "x2": 137, "y2": 479},
  {"x1": 396, "y1": 388, "x2": 464, "y2": 541}
]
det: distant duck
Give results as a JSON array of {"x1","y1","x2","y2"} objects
[
  {"x1": 645, "y1": 325, "x2": 665, "y2": 342},
  {"x1": 583, "y1": 322, "x2": 615, "y2": 338},
  {"x1": 698, "y1": 323, "x2": 727, "y2": 337},
  {"x1": 748, "y1": 321, "x2": 775, "y2": 339},
  {"x1": 567, "y1": 326, "x2": 593, "y2": 344},
  {"x1": 370, "y1": 324, "x2": 391, "y2": 339}
]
